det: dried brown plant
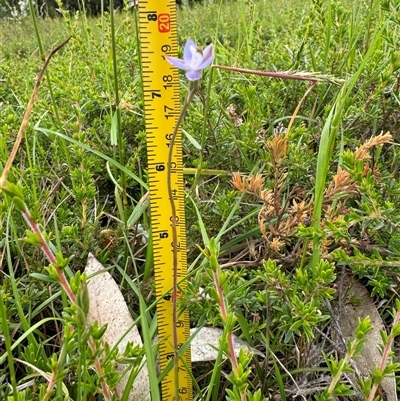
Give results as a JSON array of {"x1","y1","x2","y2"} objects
[
  {"x1": 230, "y1": 130, "x2": 392, "y2": 268},
  {"x1": 325, "y1": 167, "x2": 358, "y2": 200},
  {"x1": 227, "y1": 103, "x2": 244, "y2": 127},
  {"x1": 230, "y1": 172, "x2": 265, "y2": 195},
  {"x1": 266, "y1": 134, "x2": 288, "y2": 167},
  {"x1": 354, "y1": 131, "x2": 392, "y2": 162},
  {"x1": 230, "y1": 172, "x2": 246, "y2": 192}
]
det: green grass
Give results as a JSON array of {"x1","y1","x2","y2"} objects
[{"x1": 2, "y1": 0, "x2": 400, "y2": 399}]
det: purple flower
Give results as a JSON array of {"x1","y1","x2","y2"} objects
[{"x1": 166, "y1": 39, "x2": 214, "y2": 81}]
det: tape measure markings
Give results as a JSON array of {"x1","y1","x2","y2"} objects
[{"x1": 138, "y1": 1, "x2": 192, "y2": 401}]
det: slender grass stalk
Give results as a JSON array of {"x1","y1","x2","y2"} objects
[
  {"x1": 24, "y1": 138, "x2": 38, "y2": 205},
  {"x1": 34, "y1": 127, "x2": 148, "y2": 189},
  {"x1": 42, "y1": 326, "x2": 72, "y2": 401},
  {"x1": 0, "y1": 290, "x2": 17, "y2": 396},
  {"x1": 0, "y1": 37, "x2": 70, "y2": 189},
  {"x1": 5, "y1": 213, "x2": 46, "y2": 362},
  {"x1": 108, "y1": 0, "x2": 127, "y2": 215},
  {"x1": 143, "y1": 226, "x2": 154, "y2": 281},
  {"x1": 310, "y1": 13, "x2": 389, "y2": 267},
  {"x1": 191, "y1": 67, "x2": 214, "y2": 191},
  {"x1": 115, "y1": 251, "x2": 159, "y2": 401},
  {"x1": 26, "y1": 0, "x2": 72, "y2": 168},
  {"x1": 138, "y1": 292, "x2": 160, "y2": 401},
  {"x1": 322, "y1": 0, "x2": 332, "y2": 73},
  {"x1": 272, "y1": 358, "x2": 286, "y2": 401},
  {"x1": 239, "y1": 0, "x2": 256, "y2": 63},
  {"x1": 191, "y1": 0, "x2": 224, "y2": 191}
]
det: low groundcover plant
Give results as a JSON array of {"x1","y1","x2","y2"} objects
[{"x1": 2, "y1": 0, "x2": 400, "y2": 400}]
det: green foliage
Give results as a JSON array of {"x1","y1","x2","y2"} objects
[
  {"x1": 315, "y1": 317, "x2": 373, "y2": 401},
  {"x1": 2, "y1": 0, "x2": 400, "y2": 399}
]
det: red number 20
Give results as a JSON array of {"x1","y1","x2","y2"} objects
[{"x1": 158, "y1": 13, "x2": 170, "y2": 33}]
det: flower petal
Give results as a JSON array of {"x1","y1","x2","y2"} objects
[
  {"x1": 186, "y1": 70, "x2": 202, "y2": 81},
  {"x1": 198, "y1": 44, "x2": 214, "y2": 69},
  {"x1": 184, "y1": 39, "x2": 196, "y2": 62},
  {"x1": 166, "y1": 56, "x2": 190, "y2": 70}
]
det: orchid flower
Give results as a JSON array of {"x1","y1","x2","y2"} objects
[{"x1": 166, "y1": 39, "x2": 214, "y2": 81}]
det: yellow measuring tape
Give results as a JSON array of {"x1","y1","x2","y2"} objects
[{"x1": 138, "y1": 1, "x2": 192, "y2": 400}]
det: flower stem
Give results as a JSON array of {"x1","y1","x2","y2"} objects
[
  {"x1": 167, "y1": 80, "x2": 200, "y2": 401},
  {"x1": 192, "y1": 68, "x2": 214, "y2": 191},
  {"x1": 366, "y1": 308, "x2": 400, "y2": 401},
  {"x1": 209, "y1": 246, "x2": 247, "y2": 401},
  {"x1": 0, "y1": 37, "x2": 71, "y2": 189},
  {"x1": 213, "y1": 64, "x2": 320, "y2": 82},
  {"x1": 20, "y1": 205, "x2": 112, "y2": 400}
]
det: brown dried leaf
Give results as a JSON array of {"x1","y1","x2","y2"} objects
[
  {"x1": 266, "y1": 134, "x2": 287, "y2": 164},
  {"x1": 363, "y1": 131, "x2": 392, "y2": 149},
  {"x1": 231, "y1": 172, "x2": 246, "y2": 192},
  {"x1": 355, "y1": 131, "x2": 392, "y2": 161},
  {"x1": 227, "y1": 104, "x2": 243, "y2": 127},
  {"x1": 248, "y1": 174, "x2": 265, "y2": 195},
  {"x1": 85, "y1": 254, "x2": 150, "y2": 401}
]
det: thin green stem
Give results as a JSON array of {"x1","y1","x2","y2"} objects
[
  {"x1": 168, "y1": 81, "x2": 200, "y2": 401},
  {"x1": 191, "y1": 70, "x2": 214, "y2": 191},
  {"x1": 366, "y1": 308, "x2": 400, "y2": 401},
  {"x1": 323, "y1": 0, "x2": 332, "y2": 73},
  {"x1": 208, "y1": 242, "x2": 247, "y2": 401},
  {"x1": 27, "y1": 0, "x2": 71, "y2": 168},
  {"x1": 16, "y1": 202, "x2": 113, "y2": 400},
  {"x1": 311, "y1": 11, "x2": 387, "y2": 267},
  {"x1": 326, "y1": 349, "x2": 354, "y2": 395},
  {"x1": 191, "y1": 0, "x2": 223, "y2": 191},
  {"x1": 109, "y1": 0, "x2": 127, "y2": 216},
  {"x1": 0, "y1": 290, "x2": 17, "y2": 397}
]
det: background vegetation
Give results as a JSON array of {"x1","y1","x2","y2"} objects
[
  {"x1": 1, "y1": 0, "x2": 400, "y2": 399},
  {"x1": 0, "y1": 0, "x2": 203, "y2": 18}
]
